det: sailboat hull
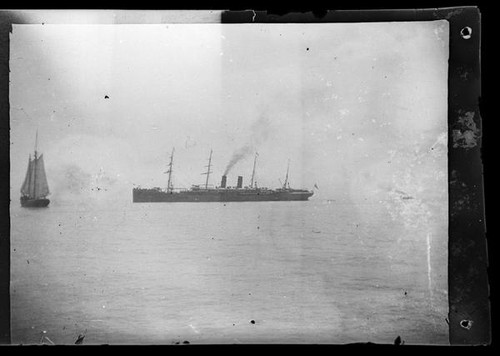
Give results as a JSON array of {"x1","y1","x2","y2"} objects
[{"x1": 20, "y1": 197, "x2": 50, "y2": 208}]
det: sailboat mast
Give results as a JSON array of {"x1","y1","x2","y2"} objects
[
  {"x1": 204, "y1": 149, "x2": 213, "y2": 190},
  {"x1": 35, "y1": 129, "x2": 39, "y2": 155},
  {"x1": 166, "y1": 147, "x2": 175, "y2": 193},
  {"x1": 250, "y1": 152, "x2": 258, "y2": 188},
  {"x1": 33, "y1": 131, "x2": 38, "y2": 198},
  {"x1": 26, "y1": 154, "x2": 33, "y2": 197},
  {"x1": 283, "y1": 159, "x2": 290, "y2": 189}
]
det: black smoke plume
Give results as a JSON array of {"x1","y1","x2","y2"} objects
[{"x1": 224, "y1": 114, "x2": 271, "y2": 175}]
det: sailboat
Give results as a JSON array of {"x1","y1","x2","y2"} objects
[{"x1": 20, "y1": 132, "x2": 50, "y2": 207}]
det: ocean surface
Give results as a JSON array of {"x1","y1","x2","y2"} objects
[{"x1": 10, "y1": 198, "x2": 449, "y2": 345}]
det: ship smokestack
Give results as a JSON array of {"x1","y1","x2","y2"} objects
[
  {"x1": 237, "y1": 176, "x2": 243, "y2": 189},
  {"x1": 221, "y1": 175, "x2": 227, "y2": 188}
]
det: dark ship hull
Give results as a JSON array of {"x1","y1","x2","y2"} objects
[
  {"x1": 133, "y1": 187, "x2": 313, "y2": 203},
  {"x1": 20, "y1": 196, "x2": 50, "y2": 207}
]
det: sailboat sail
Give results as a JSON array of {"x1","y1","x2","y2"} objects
[
  {"x1": 34, "y1": 154, "x2": 50, "y2": 197},
  {"x1": 20, "y1": 154, "x2": 50, "y2": 198},
  {"x1": 20, "y1": 156, "x2": 33, "y2": 196}
]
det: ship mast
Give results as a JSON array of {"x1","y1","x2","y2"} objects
[
  {"x1": 283, "y1": 159, "x2": 290, "y2": 189},
  {"x1": 202, "y1": 149, "x2": 213, "y2": 190},
  {"x1": 250, "y1": 152, "x2": 258, "y2": 188},
  {"x1": 33, "y1": 130, "x2": 38, "y2": 198},
  {"x1": 34, "y1": 129, "x2": 38, "y2": 157},
  {"x1": 166, "y1": 147, "x2": 175, "y2": 193}
]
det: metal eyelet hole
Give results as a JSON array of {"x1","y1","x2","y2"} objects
[{"x1": 460, "y1": 26, "x2": 472, "y2": 40}]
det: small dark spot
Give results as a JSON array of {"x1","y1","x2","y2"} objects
[
  {"x1": 394, "y1": 335, "x2": 403, "y2": 345},
  {"x1": 250, "y1": 320, "x2": 255, "y2": 324},
  {"x1": 75, "y1": 334, "x2": 85, "y2": 345},
  {"x1": 13, "y1": 249, "x2": 16, "y2": 252},
  {"x1": 404, "y1": 291, "x2": 408, "y2": 296},
  {"x1": 174, "y1": 341, "x2": 180, "y2": 345},
  {"x1": 257, "y1": 226, "x2": 260, "y2": 229},
  {"x1": 26, "y1": 260, "x2": 29, "y2": 264},
  {"x1": 182, "y1": 340, "x2": 190, "y2": 344},
  {"x1": 104, "y1": 95, "x2": 109, "y2": 99},
  {"x1": 306, "y1": 47, "x2": 309, "y2": 51},
  {"x1": 232, "y1": 323, "x2": 235, "y2": 326}
]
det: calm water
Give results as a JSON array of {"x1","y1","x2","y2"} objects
[{"x1": 10, "y1": 199, "x2": 448, "y2": 344}]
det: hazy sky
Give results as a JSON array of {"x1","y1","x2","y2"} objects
[{"x1": 10, "y1": 21, "x2": 449, "y2": 203}]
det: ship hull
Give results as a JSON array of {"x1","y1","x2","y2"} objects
[
  {"x1": 20, "y1": 197, "x2": 50, "y2": 208},
  {"x1": 133, "y1": 188, "x2": 313, "y2": 203}
]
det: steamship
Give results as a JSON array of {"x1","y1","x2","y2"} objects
[{"x1": 132, "y1": 149, "x2": 314, "y2": 203}]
